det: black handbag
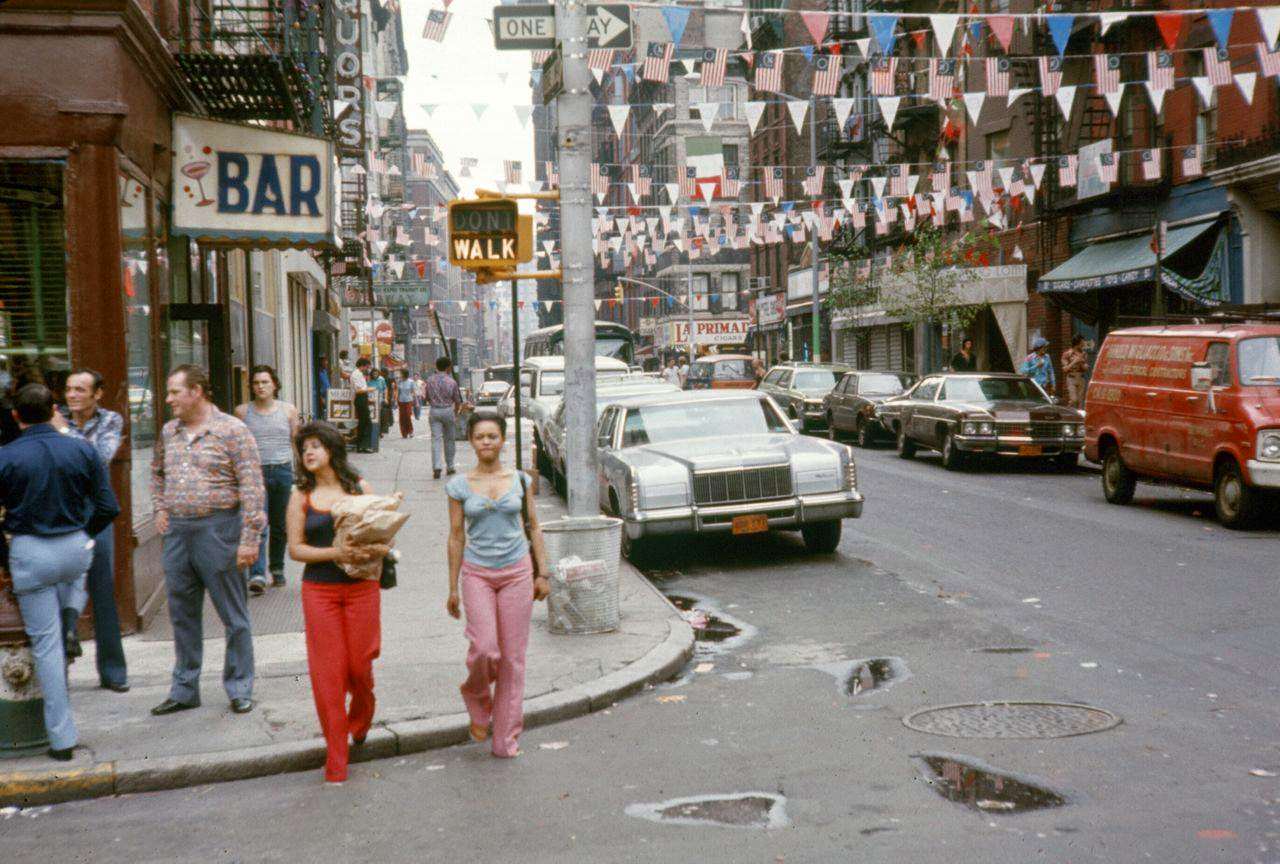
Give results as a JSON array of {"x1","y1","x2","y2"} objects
[{"x1": 379, "y1": 552, "x2": 398, "y2": 590}]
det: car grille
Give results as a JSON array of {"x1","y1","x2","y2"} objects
[
  {"x1": 998, "y1": 422, "x2": 1065, "y2": 439},
  {"x1": 692, "y1": 465, "x2": 792, "y2": 506}
]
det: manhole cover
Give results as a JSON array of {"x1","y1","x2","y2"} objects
[{"x1": 903, "y1": 701, "x2": 1121, "y2": 739}]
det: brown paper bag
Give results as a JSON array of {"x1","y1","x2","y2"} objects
[{"x1": 330, "y1": 493, "x2": 410, "y2": 580}]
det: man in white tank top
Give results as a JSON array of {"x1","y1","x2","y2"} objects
[{"x1": 235, "y1": 365, "x2": 300, "y2": 595}]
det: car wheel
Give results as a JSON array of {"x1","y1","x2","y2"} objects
[
  {"x1": 1214, "y1": 459, "x2": 1260, "y2": 529},
  {"x1": 1101, "y1": 446, "x2": 1135, "y2": 505},
  {"x1": 621, "y1": 531, "x2": 650, "y2": 564},
  {"x1": 827, "y1": 414, "x2": 841, "y2": 441},
  {"x1": 1054, "y1": 452, "x2": 1079, "y2": 472},
  {"x1": 856, "y1": 418, "x2": 874, "y2": 448},
  {"x1": 896, "y1": 427, "x2": 916, "y2": 460},
  {"x1": 801, "y1": 520, "x2": 842, "y2": 554},
  {"x1": 940, "y1": 431, "x2": 965, "y2": 471}
]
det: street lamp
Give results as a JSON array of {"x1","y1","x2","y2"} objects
[{"x1": 615, "y1": 275, "x2": 695, "y2": 363}]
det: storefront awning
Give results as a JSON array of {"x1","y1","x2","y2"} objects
[{"x1": 1037, "y1": 220, "x2": 1219, "y2": 295}]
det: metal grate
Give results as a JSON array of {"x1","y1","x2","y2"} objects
[
  {"x1": 0, "y1": 161, "x2": 69, "y2": 366},
  {"x1": 692, "y1": 465, "x2": 792, "y2": 506},
  {"x1": 1030, "y1": 422, "x2": 1067, "y2": 439},
  {"x1": 903, "y1": 701, "x2": 1122, "y2": 739}
]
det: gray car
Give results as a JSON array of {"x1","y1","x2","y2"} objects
[
  {"x1": 757, "y1": 363, "x2": 852, "y2": 433},
  {"x1": 595, "y1": 391, "x2": 864, "y2": 559}
]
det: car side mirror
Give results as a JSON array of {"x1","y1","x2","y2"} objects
[{"x1": 1190, "y1": 363, "x2": 1213, "y2": 392}]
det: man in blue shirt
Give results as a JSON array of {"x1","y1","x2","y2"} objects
[
  {"x1": 57, "y1": 368, "x2": 128, "y2": 691},
  {"x1": 1019, "y1": 336, "x2": 1057, "y2": 396},
  {"x1": 0, "y1": 384, "x2": 120, "y2": 761}
]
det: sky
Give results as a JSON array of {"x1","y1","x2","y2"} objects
[{"x1": 400, "y1": 0, "x2": 539, "y2": 199}]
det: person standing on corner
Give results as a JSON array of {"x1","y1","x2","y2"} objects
[
  {"x1": 1062, "y1": 335, "x2": 1089, "y2": 409},
  {"x1": 350, "y1": 357, "x2": 373, "y2": 453},
  {"x1": 236, "y1": 365, "x2": 300, "y2": 596},
  {"x1": 1019, "y1": 336, "x2": 1057, "y2": 397},
  {"x1": 286, "y1": 421, "x2": 387, "y2": 785},
  {"x1": 950, "y1": 338, "x2": 977, "y2": 372},
  {"x1": 58, "y1": 368, "x2": 129, "y2": 692},
  {"x1": 150, "y1": 365, "x2": 265, "y2": 717},
  {"x1": 395, "y1": 369, "x2": 416, "y2": 439},
  {"x1": 425, "y1": 356, "x2": 463, "y2": 480},
  {"x1": 0, "y1": 384, "x2": 119, "y2": 760},
  {"x1": 661, "y1": 359, "x2": 680, "y2": 388},
  {"x1": 446, "y1": 413, "x2": 550, "y2": 759},
  {"x1": 370, "y1": 367, "x2": 389, "y2": 442},
  {"x1": 316, "y1": 355, "x2": 332, "y2": 419}
]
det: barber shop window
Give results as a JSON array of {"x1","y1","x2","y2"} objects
[
  {"x1": 0, "y1": 161, "x2": 70, "y2": 434},
  {"x1": 121, "y1": 172, "x2": 159, "y2": 521}
]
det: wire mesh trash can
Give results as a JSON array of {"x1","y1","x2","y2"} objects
[{"x1": 541, "y1": 516, "x2": 622, "y2": 634}]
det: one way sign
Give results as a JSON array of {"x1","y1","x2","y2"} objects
[{"x1": 492, "y1": 4, "x2": 632, "y2": 51}]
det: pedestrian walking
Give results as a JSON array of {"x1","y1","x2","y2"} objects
[
  {"x1": 395, "y1": 369, "x2": 416, "y2": 439},
  {"x1": 678, "y1": 355, "x2": 690, "y2": 389},
  {"x1": 751, "y1": 357, "x2": 766, "y2": 386},
  {"x1": 371, "y1": 368, "x2": 390, "y2": 438},
  {"x1": 1019, "y1": 336, "x2": 1057, "y2": 396},
  {"x1": 58, "y1": 368, "x2": 129, "y2": 691},
  {"x1": 286, "y1": 421, "x2": 387, "y2": 785},
  {"x1": 950, "y1": 338, "x2": 977, "y2": 372},
  {"x1": 0, "y1": 384, "x2": 119, "y2": 760},
  {"x1": 316, "y1": 355, "x2": 332, "y2": 418},
  {"x1": 412, "y1": 372, "x2": 425, "y2": 421},
  {"x1": 350, "y1": 357, "x2": 373, "y2": 453},
  {"x1": 150, "y1": 365, "x2": 265, "y2": 717},
  {"x1": 446, "y1": 413, "x2": 550, "y2": 758},
  {"x1": 1062, "y1": 335, "x2": 1089, "y2": 409},
  {"x1": 425, "y1": 356, "x2": 463, "y2": 479},
  {"x1": 236, "y1": 365, "x2": 300, "y2": 595}
]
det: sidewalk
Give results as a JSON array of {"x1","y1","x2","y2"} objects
[{"x1": 0, "y1": 429, "x2": 692, "y2": 806}]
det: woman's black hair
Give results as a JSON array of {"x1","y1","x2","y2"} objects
[
  {"x1": 294, "y1": 421, "x2": 363, "y2": 495},
  {"x1": 466, "y1": 411, "x2": 506, "y2": 439}
]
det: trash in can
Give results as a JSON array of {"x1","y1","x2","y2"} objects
[{"x1": 541, "y1": 516, "x2": 621, "y2": 634}]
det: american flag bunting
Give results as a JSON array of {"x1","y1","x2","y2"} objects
[
  {"x1": 411, "y1": 151, "x2": 429, "y2": 176},
  {"x1": 1098, "y1": 151, "x2": 1117, "y2": 184},
  {"x1": 888, "y1": 163, "x2": 907, "y2": 197},
  {"x1": 755, "y1": 50, "x2": 783, "y2": 93},
  {"x1": 929, "y1": 58, "x2": 956, "y2": 102},
  {"x1": 931, "y1": 161, "x2": 949, "y2": 194},
  {"x1": 422, "y1": 8, "x2": 451, "y2": 41},
  {"x1": 1094, "y1": 54, "x2": 1121, "y2": 93},
  {"x1": 764, "y1": 166, "x2": 785, "y2": 200},
  {"x1": 1181, "y1": 145, "x2": 1203, "y2": 177},
  {"x1": 1057, "y1": 154, "x2": 1078, "y2": 187},
  {"x1": 1038, "y1": 56, "x2": 1063, "y2": 97},
  {"x1": 643, "y1": 42, "x2": 674, "y2": 83},
  {"x1": 812, "y1": 55, "x2": 842, "y2": 97},
  {"x1": 1149, "y1": 51, "x2": 1175, "y2": 91},
  {"x1": 721, "y1": 165, "x2": 742, "y2": 198},
  {"x1": 700, "y1": 48, "x2": 728, "y2": 87},
  {"x1": 503, "y1": 160, "x2": 522, "y2": 185},
  {"x1": 587, "y1": 49, "x2": 614, "y2": 70},
  {"x1": 1258, "y1": 42, "x2": 1280, "y2": 77},
  {"x1": 802, "y1": 166, "x2": 825, "y2": 196},
  {"x1": 590, "y1": 162, "x2": 610, "y2": 197},
  {"x1": 985, "y1": 57, "x2": 1010, "y2": 97},
  {"x1": 870, "y1": 56, "x2": 897, "y2": 96},
  {"x1": 680, "y1": 165, "x2": 698, "y2": 200},
  {"x1": 632, "y1": 164, "x2": 652, "y2": 197},
  {"x1": 1205, "y1": 47, "x2": 1233, "y2": 86},
  {"x1": 544, "y1": 161, "x2": 559, "y2": 188},
  {"x1": 1141, "y1": 148, "x2": 1161, "y2": 181}
]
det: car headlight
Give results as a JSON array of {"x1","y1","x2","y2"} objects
[
  {"x1": 962, "y1": 421, "x2": 977, "y2": 435},
  {"x1": 1259, "y1": 430, "x2": 1280, "y2": 461},
  {"x1": 979, "y1": 421, "x2": 994, "y2": 435},
  {"x1": 1074, "y1": 424, "x2": 1086, "y2": 437}
]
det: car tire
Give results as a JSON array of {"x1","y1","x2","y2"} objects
[
  {"x1": 856, "y1": 419, "x2": 874, "y2": 449},
  {"x1": 621, "y1": 531, "x2": 650, "y2": 564},
  {"x1": 1214, "y1": 459, "x2": 1259, "y2": 529},
  {"x1": 1101, "y1": 446, "x2": 1136, "y2": 505},
  {"x1": 896, "y1": 427, "x2": 916, "y2": 460},
  {"x1": 827, "y1": 414, "x2": 842, "y2": 442},
  {"x1": 940, "y1": 431, "x2": 965, "y2": 471},
  {"x1": 801, "y1": 520, "x2": 842, "y2": 554}
]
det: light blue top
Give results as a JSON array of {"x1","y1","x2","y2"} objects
[{"x1": 446, "y1": 471, "x2": 530, "y2": 569}]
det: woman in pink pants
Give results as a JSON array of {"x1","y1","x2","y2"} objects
[{"x1": 446, "y1": 413, "x2": 549, "y2": 757}]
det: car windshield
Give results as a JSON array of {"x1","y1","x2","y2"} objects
[
  {"x1": 859, "y1": 373, "x2": 913, "y2": 396},
  {"x1": 1238, "y1": 337, "x2": 1280, "y2": 385},
  {"x1": 539, "y1": 369, "x2": 627, "y2": 396},
  {"x1": 621, "y1": 398, "x2": 791, "y2": 447},
  {"x1": 943, "y1": 377, "x2": 1049, "y2": 403},
  {"x1": 688, "y1": 362, "x2": 713, "y2": 381},
  {"x1": 793, "y1": 370, "x2": 839, "y2": 394},
  {"x1": 480, "y1": 382, "x2": 508, "y2": 395}
]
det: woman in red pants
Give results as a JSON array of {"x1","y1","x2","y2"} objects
[{"x1": 286, "y1": 421, "x2": 388, "y2": 784}]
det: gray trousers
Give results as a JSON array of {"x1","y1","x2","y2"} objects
[
  {"x1": 163, "y1": 508, "x2": 254, "y2": 703},
  {"x1": 429, "y1": 406, "x2": 457, "y2": 472}
]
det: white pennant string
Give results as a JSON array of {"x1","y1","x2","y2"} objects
[{"x1": 786, "y1": 99, "x2": 809, "y2": 135}]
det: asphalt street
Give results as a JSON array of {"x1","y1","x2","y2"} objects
[{"x1": 3, "y1": 444, "x2": 1278, "y2": 863}]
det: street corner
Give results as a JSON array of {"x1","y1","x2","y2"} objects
[{"x1": 0, "y1": 759, "x2": 115, "y2": 808}]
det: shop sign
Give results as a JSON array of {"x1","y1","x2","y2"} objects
[
  {"x1": 661, "y1": 317, "x2": 751, "y2": 346},
  {"x1": 637, "y1": 317, "x2": 656, "y2": 337},
  {"x1": 172, "y1": 115, "x2": 337, "y2": 247},
  {"x1": 753, "y1": 293, "x2": 786, "y2": 327},
  {"x1": 329, "y1": 0, "x2": 365, "y2": 159},
  {"x1": 371, "y1": 281, "x2": 432, "y2": 307}
]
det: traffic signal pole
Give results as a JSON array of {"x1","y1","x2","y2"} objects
[{"x1": 554, "y1": 0, "x2": 599, "y2": 518}]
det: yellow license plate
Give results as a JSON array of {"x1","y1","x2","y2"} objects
[
  {"x1": 1018, "y1": 444, "x2": 1043, "y2": 457},
  {"x1": 732, "y1": 514, "x2": 769, "y2": 535}
]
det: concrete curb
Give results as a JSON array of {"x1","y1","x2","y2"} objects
[{"x1": 0, "y1": 584, "x2": 694, "y2": 807}]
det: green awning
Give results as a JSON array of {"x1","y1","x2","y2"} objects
[{"x1": 1037, "y1": 220, "x2": 1219, "y2": 294}]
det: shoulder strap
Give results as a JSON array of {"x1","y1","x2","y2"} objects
[{"x1": 519, "y1": 472, "x2": 533, "y2": 540}]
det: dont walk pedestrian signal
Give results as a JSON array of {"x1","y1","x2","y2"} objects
[{"x1": 448, "y1": 197, "x2": 533, "y2": 270}]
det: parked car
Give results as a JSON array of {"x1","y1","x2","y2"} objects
[
  {"x1": 877, "y1": 373, "x2": 1085, "y2": 471},
  {"x1": 595, "y1": 390, "x2": 864, "y2": 559},
  {"x1": 1084, "y1": 323, "x2": 1280, "y2": 528},
  {"x1": 473, "y1": 379, "x2": 510, "y2": 413},
  {"x1": 542, "y1": 379, "x2": 680, "y2": 493},
  {"x1": 686, "y1": 354, "x2": 758, "y2": 390},
  {"x1": 521, "y1": 355, "x2": 632, "y2": 475},
  {"x1": 757, "y1": 362, "x2": 852, "y2": 432},
  {"x1": 823, "y1": 370, "x2": 917, "y2": 446}
]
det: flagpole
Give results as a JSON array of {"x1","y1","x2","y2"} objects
[{"x1": 809, "y1": 93, "x2": 821, "y2": 363}]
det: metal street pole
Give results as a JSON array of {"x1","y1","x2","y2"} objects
[
  {"x1": 510, "y1": 276, "x2": 522, "y2": 473},
  {"x1": 686, "y1": 261, "x2": 696, "y2": 365},
  {"x1": 554, "y1": 0, "x2": 598, "y2": 517},
  {"x1": 809, "y1": 94, "x2": 821, "y2": 363}
]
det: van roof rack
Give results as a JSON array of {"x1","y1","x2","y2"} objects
[{"x1": 1116, "y1": 305, "x2": 1280, "y2": 328}]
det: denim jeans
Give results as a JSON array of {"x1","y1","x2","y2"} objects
[
  {"x1": 86, "y1": 525, "x2": 128, "y2": 687},
  {"x1": 250, "y1": 463, "x2": 293, "y2": 581},
  {"x1": 10, "y1": 531, "x2": 93, "y2": 750}
]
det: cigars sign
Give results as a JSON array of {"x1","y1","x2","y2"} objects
[
  {"x1": 658, "y1": 317, "x2": 751, "y2": 347},
  {"x1": 172, "y1": 115, "x2": 338, "y2": 248}
]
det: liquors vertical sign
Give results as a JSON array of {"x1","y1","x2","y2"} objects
[{"x1": 330, "y1": 0, "x2": 365, "y2": 160}]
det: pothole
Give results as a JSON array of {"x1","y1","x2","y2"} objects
[
  {"x1": 917, "y1": 754, "x2": 1066, "y2": 814},
  {"x1": 903, "y1": 701, "x2": 1121, "y2": 739},
  {"x1": 662, "y1": 592, "x2": 756, "y2": 657},
  {"x1": 625, "y1": 793, "x2": 789, "y2": 829},
  {"x1": 844, "y1": 658, "x2": 906, "y2": 696}
]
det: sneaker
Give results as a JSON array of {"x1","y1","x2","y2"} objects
[
  {"x1": 248, "y1": 577, "x2": 267, "y2": 596},
  {"x1": 271, "y1": 572, "x2": 286, "y2": 588}
]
